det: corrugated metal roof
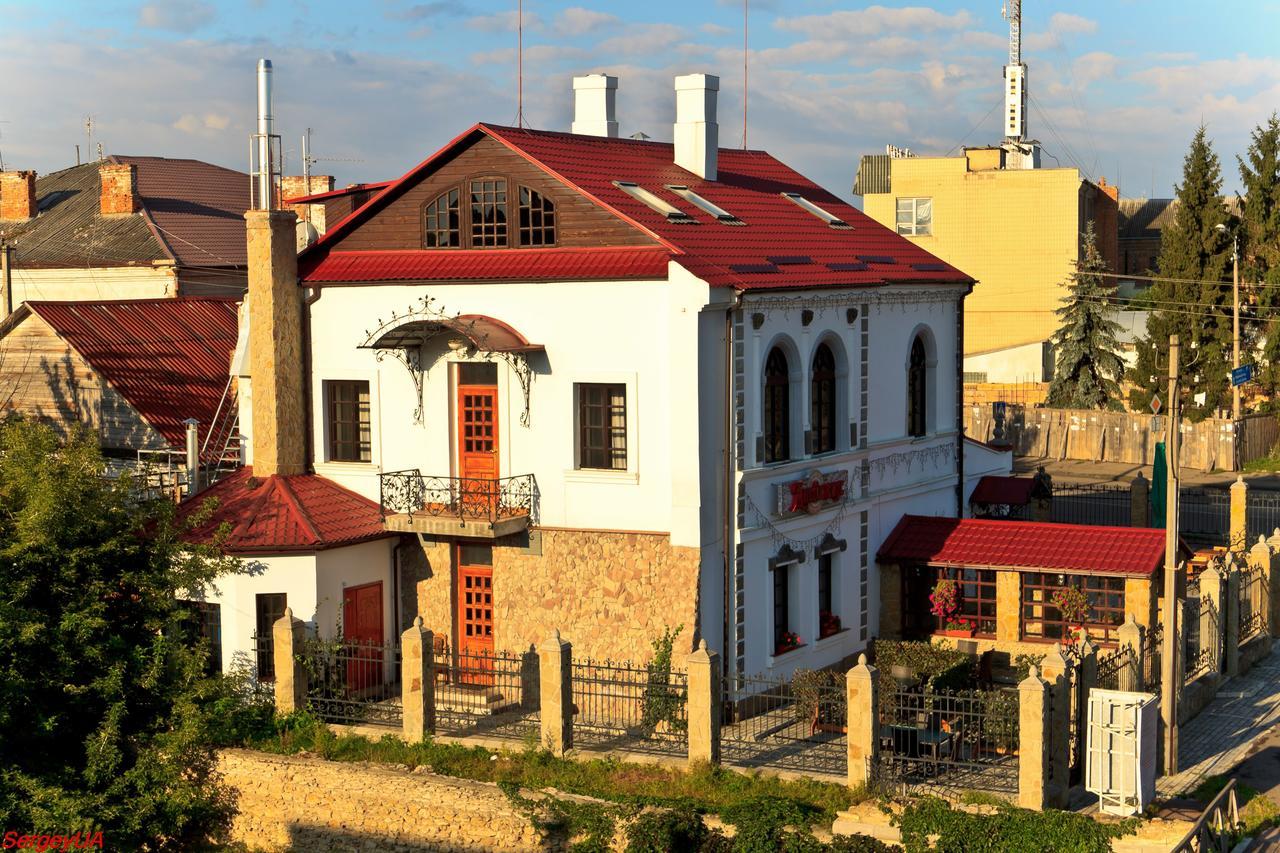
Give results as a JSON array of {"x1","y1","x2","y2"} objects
[
  {"x1": 302, "y1": 246, "x2": 670, "y2": 283},
  {"x1": 176, "y1": 468, "x2": 392, "y2": 553},
  {"x1": 302, "y1": 124, "x2": 973, "y2": 292},
  {"x1": 26, "y1": 297, "x2": 238, "y2": 447},
  {"x1": 853, "y1": 154, "x2": 891, "y2": 196},
  {"x1": 877, "y1": 514, "x2": 1168, "y2": 576},
  {"x1": 0, "y1": 157, "x2": 249, "y2": 270}
]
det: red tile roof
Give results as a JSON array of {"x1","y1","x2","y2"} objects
[
  {"x1": 305, "y1": 246, "x2": 669, "y2": 283},
  {"x1": 24, "y1": 298, "x2": 238, "y2": 447},
  {"x1": 969, "y1": 476, "x2": 1036, "y2": 506},
  {"x1": 176, "y1": 468, "x2": 392, "y2": 554},
  {"x1": 300, "y1": 124, "x2": 973, "y2": 292},
  {"x1": 877, "y1": 515, "x2": 1168, "y2": 576}
]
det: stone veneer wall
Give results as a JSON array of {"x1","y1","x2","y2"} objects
[
  {"x1": 407, "y1": 529, "x2": 701, "y2": 662},
  {"x1": 219, "y1": 749, "x2": 544, "y2": 852}
]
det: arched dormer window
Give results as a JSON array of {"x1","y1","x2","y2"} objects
[
  {"x1": 907, "y1": 335, "x2": 928, "y2": 437},
  {"x1": 423, "y1": 189, "x2": 460, "y2": 248},
  {"x1": 519, "y1": 187, "x2": 556, "y2": 246},
  {"x1": 810, "y1": 343, "x2": 837, "y2": 454},
  {"x1": 764, "y1": 347, "x2": 791, "y2": 463}
]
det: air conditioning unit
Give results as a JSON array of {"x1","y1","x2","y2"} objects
[{"x1": 1085, "y1": 689, "x2": 1158, "y2": 816}]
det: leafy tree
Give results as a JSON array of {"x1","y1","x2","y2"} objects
[
  {"x1": 1239, "y1": 114, "x2": 1280, "y2": 399},
  {"x1": 1128, "y1": 125, "x2": 1234, "y2": 419},
  {"x1": 0, "y1": 419, "x2": 239, "y2": 850},
  {"x1": 1047, "y1": 222, "x2": 1126, "y2": 409}
]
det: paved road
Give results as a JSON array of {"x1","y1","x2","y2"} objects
[{"x1": 1013, "y1": 456, "x2": 1278, "y2": 489}]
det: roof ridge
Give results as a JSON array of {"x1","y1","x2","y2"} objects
[{"x1": 275, "y1": 476, "x2": 322, "y2": 544}]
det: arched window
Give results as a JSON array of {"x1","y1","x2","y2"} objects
[
  {"x1": 810, "y1": 343, "x2": 837, "y2": 454},
  {"x1": 423, "y1": 188, "x2": 460, "y2": 248},
  {"x1": 907, "y1": 335, "x2": 928, "y2": 437},
  {"x1": 764, "y1": 347, "x2": 791, "y2": 463},
  {"x1": 519, "y1": 187, "x2": 556, "y2": 246}
]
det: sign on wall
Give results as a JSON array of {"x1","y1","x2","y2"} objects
[{"x1": 775, "y1": 470, "x2": 848, "y2": 517}]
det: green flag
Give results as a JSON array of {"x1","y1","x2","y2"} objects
[{"x1": 1151, "y1": 441, "x2": 1167, "y2": 529}]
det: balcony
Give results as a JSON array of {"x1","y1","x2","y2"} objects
[{"x1": 379, "y1": 470, "x2": 536, "y2": 538}]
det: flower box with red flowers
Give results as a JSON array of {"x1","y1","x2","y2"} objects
[
  {"x1": 937, "y1": 618, "x2": 977, "y2": 638},
  {"x1": 818, "y1": 610, "x2": 843, "y2": 639},
  {"x1": 775, "y1": 631, "x2": 803, "y2": 656}
]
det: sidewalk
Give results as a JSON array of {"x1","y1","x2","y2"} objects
[
  {"x1": 1157, "y1": 642, "x2": 1280, "y2": 798},
  {"x1": 1013, "y1": 456, "x2": 1280, "y2": 490}
]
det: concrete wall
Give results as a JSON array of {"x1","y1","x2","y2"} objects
[{"x1": 6, "y1": 264, "x2": 176, "y2": 306}]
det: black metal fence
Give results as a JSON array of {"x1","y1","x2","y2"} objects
[
  {"x1": 1146, "y1": 622, "x2": 1164, "y2": 695},
  {"x1": 300, "y1": 637, "x2": 403, "y2": 727},
  {"x1": 1095, "y1": 642, "x2": 1135, "y2": 691},
  {"x1": 433, "y1": 643, "x2": 540, "y2": 739},
  {"x1": 876, "y1": 684, "x2": 1019, "y2": 794},
  {"x1": 1240, "y1": 568, "x2": 1265, "y2": 643},
  {"x1": 379, "y1": 470, "x2": 537, "y2": 525},
  {"x1": 568, "y1": 658, "x2": 688, "y2": 754},
  {"x1": 1184, "y1": 580, "x2": 1217, "y2": 682},
  {"x1": 721, "y1": 670, "x2": 847, "y2": 777},
  {"x1": 1050, "y1": 483, "x2": 1131, "y2": 526}
]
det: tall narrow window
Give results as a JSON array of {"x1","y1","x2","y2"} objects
[
  {"x1": 255, "y1": 593, "x2": 287, "y2": 681},
  {"x1": 763, "y1": 347, "x2": 790, "y2": 463},
  {"x1": 773, "y1": 566, "x2": 791, "y2": 654},
  {"x1": 518, "y1": 187, "x2": 556, "y2": 246},
  {"x1": 907, "y1": 336, "x2": 927, "y2": 437},
  {"x1": 180, "y1": 600, "x2": 222, "y2": 674},
  {"x1": 326, "y1": 380, "x2": 371, "y2": 462},
  {"x1": 817, "y1": 553, "x2": 838, "y2": 639},
  {"x1": 423, "y1": 188, "x2": 461, "y2": 247},
  {"x1": 810, "y1": 343, "x2": 837, "y2": 454},
  {"x1": 470, "y1": 178, "x2": 508, "y2": 247},
  {"x1": 577, "y1": 383, "x2": 627, "y2": 470}
]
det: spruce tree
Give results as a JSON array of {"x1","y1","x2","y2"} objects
[
  {"x1": 1127, "y1": 125, "x2": 1233, "y2": 418},
  {"x1": 1239, "y1": 114, "x2": 1280, "y2": 399},
  {"x1": 1048, "y1": 222, "x2": 1126, "y2": 409}
]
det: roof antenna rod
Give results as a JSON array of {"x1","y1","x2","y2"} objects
[
  {"x1": 515, "y1": 0, "x2": 526, "y2": 129},
  {"x1": 742, "y1": 0, "x2": 748, "y2": 149}
]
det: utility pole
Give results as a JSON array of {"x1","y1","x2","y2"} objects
[
  {"x1": 0, "y1": 243, "x2": 13, "y2": 320},
  {"x1": 1161, "y1": 334, "x2": 1180, "y2": 775},
  {"x1": 1232, "y1": 233, "x2": 1240, "y2": 421}
]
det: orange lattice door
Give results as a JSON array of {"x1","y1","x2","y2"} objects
[
  {"x1": 342, "y1": 581, "x2": 383, "y2": 693},
  {"x1": 457, "y1": 381, "x2": 499, "y2": 517},
  {"x1": 457, "y1": 544, "x2": 495, "y2": 685}
]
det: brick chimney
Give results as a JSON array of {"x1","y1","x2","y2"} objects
[
  {"x1": 100, "y1": 163, "x2": 140, "y2": 215},
  {"x1": 245, "y1": 209, "x2": 305, "y2": 477},
  {"x1": 572, "y1": 74, "x2": 619, "y2": 138},
  {"x1": 0, "y1": 171, "x2": 37, "y2": 220},
  {"x1": 281, "y1": 175, "x2": 335, "y2": 231},
  {"x1": 673, "y1": 74, "x2": 719, "y2": 180}
]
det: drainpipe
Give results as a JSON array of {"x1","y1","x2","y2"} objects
[
  {"x1": 184, "y1": 418, "x2": 200, "y2": 496},
  {"x1": 722, "y1": 293, "x2": 741, "y2": 678},
  {"x1": 955, "y1": 292, "x2": 966, "y2": 517},
  {"x1": 303, "y1": 285, "x2": 323, "y2": 473}
]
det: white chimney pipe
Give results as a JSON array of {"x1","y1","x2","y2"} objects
[
  {"x1": 674, "y1": 73, "x2": 718, "y2": 180},
  {"x1": 255, "y1": 59, "x2": 274, "y2": 210},
  {"x1": 571, "y1": 74, "x2": 618, "y2": 138}
]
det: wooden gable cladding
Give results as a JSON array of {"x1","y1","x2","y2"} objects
[{"x1": 329, "y1": 136, "x2": 658, "y2": 253}]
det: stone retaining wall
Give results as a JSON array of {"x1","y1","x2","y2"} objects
[{"x1": 218, "y1": 749, "x2": 544, "y2": 852}]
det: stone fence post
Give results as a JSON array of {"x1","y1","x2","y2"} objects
[
  {"x1": 1200, "y1": 564, "x2": 1225, "y2": 678},
  {"x1": 1018, "y1": 666, "x2": 1049, "y2": 811},
  {"x1": 1038, "y1": 645, "x2": 1071, "y2": 808},
  {"x1": 1130, "y1": 473, "x2": 1150, "y2": 528},
  {"x1": 401, "y1": 617, "x2": 435, "y2": 743},
  {"x1": 1231, "y1": 477, "x2": 1248, "y2": 554},
  {"x1": 1247, "y1": 536, "x2": 1277, "y2": 638},
  {"x1": 686, "y1": 641, "x2": 720, "y2": 766},
  {"x1": 272, "y1": 607, "x2": 307, "y2": 714},
  {"x1": 846, "y1": 654, "x2": 878, "y2": 789},
  {"x1": 1117, "y1": 616, "x2": 1144, "y2": 692},
  {"x1": 1226, "y1": 563, "x2": 1241, "y2": 678},
  {"x1": 539, "y1": 630, "x2": 573, "y2": 756}
]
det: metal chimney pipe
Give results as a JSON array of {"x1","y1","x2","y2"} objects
[
  {"x1": 184, "y1": 418, "x2": 201, "y2": 496},
  {"x1": 256, "y1": 59, "x2": 274, "y2": 210}
]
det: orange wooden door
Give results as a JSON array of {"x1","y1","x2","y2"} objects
[
  {"x1": 342, "y1": 581, "x2": 383, "y2": 692},
  {"x1": 457, "y1": 545, "x2": 494, "y2": 685},
  {"x1": 457, "y1": 383, "x2": 499, "y2": 516}
]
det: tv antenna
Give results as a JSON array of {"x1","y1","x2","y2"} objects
[{"x1": 515, "y1": 0, "x2": 527, "y2": 128}]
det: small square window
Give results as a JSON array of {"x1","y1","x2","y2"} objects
[{"x1": 895, "y1": 197, "x2": 932, "y2": 236}]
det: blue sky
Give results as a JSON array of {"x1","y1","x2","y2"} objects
[{"x1": 0, "y1": 1, "x2": 1276, "y2": 199}]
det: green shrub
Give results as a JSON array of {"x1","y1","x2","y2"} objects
[
  {"x1": 1012, "y1": 653, "x2": 1047, "y2": 681},
  {"x1": 640, "y1": 625, "x2": 687, "y2": 735},
  {"x1": 895, "y1": 796, "x2": 1139, "y2": 853},
  {"x1": 720, "y1": 796, "x2": 820, "y2": 853},
  {"x1": 625, "y1": 806, "x2": 708, "y2": 852},
  {"x1": 825, "y1": 835, "x2": 895, "y2": 852}
]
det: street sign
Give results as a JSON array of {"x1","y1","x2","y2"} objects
[
  {"x1": 1231, "y1": 364, "x2": 1255, "y2": 387},
  {"x1": 1150, "y1": 395, "x2": 1162, "y2": 415}
]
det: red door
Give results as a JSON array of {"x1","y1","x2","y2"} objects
[
  {"x1": 457, "y1": 383, "x2": 498, "y2": 516},
  {"x1": 342, "y1": 581, "x2": 383, "y2": 692},
  {"x1": 457, "y1": 545, "x2": 494, "y2": 684}
]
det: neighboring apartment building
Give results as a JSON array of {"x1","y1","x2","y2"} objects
[
  {"x1": 854, "y1": 147, "x2": 1119, "y2": 385},
  {"x1": 187, "y1": 73, "x2": 998, "y2": 684},
  {"x1": 0, "y1": 157, "x2": 251, "y2": 311}
]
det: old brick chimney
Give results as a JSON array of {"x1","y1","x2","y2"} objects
[
  {"x1": 99, "y1": 163, "x2": 140, "y2": 215},
  {"x1": 245, "y1": 209, "x2": 304, "y2": 477},
  {"x1": 280, "y1": 174, "x2": 335, "y2": 230},
  {"x1": 0, "y1": 171, "x2": 37, "y2": 220}
]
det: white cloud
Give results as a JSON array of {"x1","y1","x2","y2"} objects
[
  {"x1": 774, "y1": 6, "x2": 974, "y2": 40},
  {"x1": 553, "y1": 7, "x2": 621, "y2": 37},
  {"x1": 1025, "y1": 13, "x2": 1099, "y2": 51},
  {"x1": 466, "y1": 9, "x2": 541, "y2": 33},
  {"x1": 137, "y1": 0, "x2": 215, "y2": 32}
]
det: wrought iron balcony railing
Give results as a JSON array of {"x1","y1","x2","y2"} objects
[{"x1": 379, "y1": 470, "x2": 537, "y2": 527}]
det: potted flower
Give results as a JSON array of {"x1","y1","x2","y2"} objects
[
  {"x1": 819, "y1": 609, "x2": 842, "y2": 639},
  {"x1": 1050, "y1": 586, "x2": 1090, "y2": 647},
  {"x1": 775, "y1": 631, "x2": 802, "y2": 655},
  {"x1": 930, "y1": 579, "x2": 974, "y2": 637}
]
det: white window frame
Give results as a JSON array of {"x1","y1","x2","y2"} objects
[
  {"x1": 566, "y1": 372, "x2": 639, "y2": 483},
  {"x1": 895, "y1": 197, "x2": 932, "y2": 236}
]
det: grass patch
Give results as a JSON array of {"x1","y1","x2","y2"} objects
[
  {"x1": 241, "y1": 712, "x2": 861, "y2": 824},
  {"x1": 895, "y1": 796, "x2": 1140, "y2": 853}
]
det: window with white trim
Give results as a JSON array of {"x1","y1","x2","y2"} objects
[{"x1": 896, "y1": 197, "x2": 932, "y2": 236}]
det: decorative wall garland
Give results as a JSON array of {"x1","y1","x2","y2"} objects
[
  {"x1": 869, "y1": 442, "x2": 956, "y2": 477},
  {"x1": 742, "y1": 288, "x2": 962, "y2": 317},
  {"x1": 742, "y1": 490, "x2": 853, "y2": 553}
]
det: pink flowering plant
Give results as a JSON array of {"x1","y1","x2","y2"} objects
[
  {"x1": 930, "y1": 579, "x2": 970, "y2": 630},
  {"x1": 1050, "y1": 585, "x2": 1091, "y2": 645}
]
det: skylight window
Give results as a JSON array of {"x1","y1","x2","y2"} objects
[
  {"x1": 665, "y1": 185, "x2": 745, "y2": 225},
  {"x1": 781, "y1": 192, "x2": 853, "y2": 230},
  {"x1": 613, "y1": 181, "x2": 696, "y2": 223}
]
